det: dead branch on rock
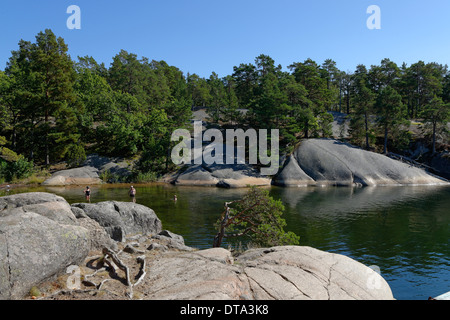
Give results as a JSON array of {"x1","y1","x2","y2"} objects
[
  {"x1": 102, "y1": 247, "x2": 131, "y2": 286},
  {"x1": 101, "y1": 248, "x2": 148, "y2": 299},
  {"x1": 134, "y1": 255, "x2": 146, "y2": 287}
]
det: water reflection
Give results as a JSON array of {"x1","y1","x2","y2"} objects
[{"x1": 272, "y1": 186, "x2": 450, "y2": 300}]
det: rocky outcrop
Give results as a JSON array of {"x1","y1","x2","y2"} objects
[
  {"x1": 171, "y1": 164, "x2": 271, "y2": 188},
  {"x1": 42, "y1": 154, "x2": 133, "y2": 186},
  {"x1": 42, "y1": 166, "x2": 103, "y2": 186},
  {"x1": 0, "y1": 192, "x2": 78, "y2": 225},
  {"x1": 77, "y1": 217, "x2": 118, "y2": 252},
  {"x1": 0, "y1": 193, "x2": 90, "y2": 300},
  {"x1": 235, "y1": 246, "x2": 393, "y2": 300},
  {"x1": 82, "y1": 154, "x2": 133, "y2": 181},
  {"x1": 274, "y1": 139, "x2": 448, "y2": 187},
  {"x1": 71, "y1": 201, "x2": 163, "y2": 242},
  {"x1": 136, "y1": 246, "x2": 394, "y2": 300}
]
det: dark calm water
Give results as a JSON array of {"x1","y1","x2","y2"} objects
[{"x1": 2, "y1": 184, "x2": 449, "y2": 300}]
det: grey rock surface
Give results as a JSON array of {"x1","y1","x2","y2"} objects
[
  {"x1": 71, "y1": 201, "x2": 163, "y2": 242},
  {"x1": 0, "y1": 193, "x2": 90, "y2": 300},
  {"x1": 42, "y1": 166, "x2": 103, "y2": 186},
  {"x1": 143, "y1": 246, "x2": 394, "y2": 300},
  {"x1": 0, "y1": 192, "x2": 77, "y2": 225},
  {"x1": 77, "y1": 217, "x2": 118, "y2": 251},
  {"x1": 274, "y1": 139, "x2": 448, "y2": 187},
  {"x1": 42, "y1": 154, "x2": 133, "y2": 186},
  {"x1": 173, "y1": 164, "x2": 271, "y2": 188}
]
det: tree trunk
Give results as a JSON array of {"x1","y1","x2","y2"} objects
[
  {"x1": 364, "y1": 111, "x2": 370, "y2": 150},
  {"x1": 45, "y1": 109, "x2": 50, "y2": 165},
  {"x1": 432, "y1": 121, "x2": 437, "y2": 155},
  {"x1": 213, "y1": 223, "x2": 226, "y2": 248},
  {"x1": 30, "y1": 117, "x2": 35, "y2": 161},
  {"x1": 384, "y1": 125, "x2": 388, "y2": 155},
  {"x1": 346, "y1": 93, "x2": 350, "y2": 114},
  {"x1": 213, "y1": 202, "x2": 232, "y2": 248}
]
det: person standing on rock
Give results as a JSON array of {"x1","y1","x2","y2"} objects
[
  {"x1": 129, "y1": 186, "x2": 136, "y2": 203},
  {"x1": 84, "y1": 186, "x2": 91, "y2": 202}
]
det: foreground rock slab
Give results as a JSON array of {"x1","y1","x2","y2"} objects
[
  {"x1": 0, "y1": 193, "x2": 90, "y2": 300},
  {"x1": 0, "y1": 192, "x2": 395, "y2": 300},
  {"x1": 40, "y1": 245, "x2": 394, "y2": 300},
  {"x1": 143, "y1": 246, "x2": 393, "y2": 300}
]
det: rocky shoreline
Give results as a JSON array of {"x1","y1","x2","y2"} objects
[
  {"x1": 0, "y1": 192, "x2": 394, "y2": 300},
  {"x1": 38, "y1": 139, "x2": 449, "y2": 189}
]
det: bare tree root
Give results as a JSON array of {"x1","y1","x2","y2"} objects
[
  {"x1": 101, "y1": 248, "x2": 147, "y2": 299},
  {"x1": 134, "y1": 255, "x2": 147, "y2": 287},
  {"x1": 102, "y1": 247, "x2": 132, "y2": 286},
  {"x1": 39, "y1": 247, "x2": 149, "y2": 300}
]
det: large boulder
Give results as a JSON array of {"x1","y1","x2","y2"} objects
[
  {"x1": 144, "y1": 246, "x2": 394, "y2": 300},
  {"x1": 0, "y1": 193, "x2": 90, "y2": 300},
  {"x1": 0, "y1": 192, "x2": 78, "y2": 225},
  {"x1": 77, "y1": 217, "x2": 118, "y2": 252},
  {"x1": 42, "y1": 154, "x2": 133, "y2": 186},
  {"x1": 274, "y1": 139, "x2": 448, "y2": 187},
  {"x1": 172, "y1": 164, "x2": 271, "y2": 188},
  {"x1": 71, "y1": 201, "x2": 163, "y2": 242},
  {"x1": 82, "y1": 154, "x2": 133, "y2": 182},
  {"x1": 42, "y1": 166, "x2": 103, "y2": 186}
]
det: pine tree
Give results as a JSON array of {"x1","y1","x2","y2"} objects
[
  {"x1": 422, "y1": 96, "x2": 450, "y2": 154},
  {"x1": 375, "y1": 86, "x2": 407, "y2": 154},
  {"x1": 5, "y1": 29, "x2": 80, "y2": 165}
]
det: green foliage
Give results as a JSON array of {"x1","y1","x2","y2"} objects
[
  {"x1": 4, "y1": 29, "x2": 80, "y2": 165},
  {"x1": 421, "y1": 96, "x2": 450, "y2": 153},
  {"x1": 1, "y1": 135, "x2": 34, "y2": 182},
  {"x1": 99, "y1": 169, "x2": 122, "y2": 183},
  {"x1": 29, "y1": 286, "x2": 42, "y2": 298},
  {"x1": 0, "y1": 156, "x2": 34, "y2": 182},
  {"x1": 349, "y1": 80, "x2": 376, "y2": 149},
  {"x1": 375, "y1": 86, "x2": 407, "y2": 154},
  {"x1": 131, "y1": 171, "x2": 159, "y2": 183},
  {"x1": 66, "y1": 143, "x2": 86, "y2": 168},
  {"x1": 214, "y1": 186, "x2": 300, "y2": 248}
]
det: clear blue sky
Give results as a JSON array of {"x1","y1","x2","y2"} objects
[{"x1": 1, "y1": 0, "x2": 450, "y2": 77}]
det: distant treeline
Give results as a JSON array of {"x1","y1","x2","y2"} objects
[{"x1": 0, "y1": 29, "x2": 449, "y2": 182}]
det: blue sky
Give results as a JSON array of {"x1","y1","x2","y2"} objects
[{"x1": 1, "y1": 0, "x2": 450, "y2": 77}]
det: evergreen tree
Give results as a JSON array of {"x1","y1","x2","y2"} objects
[
  {"x1": 350, "y1": 80, "x2": 376, "y2": 149},
  {"x1": 5, "y1": 29, "x2": 80, "y2": 165},
  {"x1": 375, "y1": 86, "x2": 407, "y2": 154},
  {"x1": 213, "y1": 186, "x2": 300, "y2": 248},
  {"x1": 421, "y1": 96, "x2": 450, "y2": 154},
  {"x1": 232, "y1": 63, "x2": 257, "y2": 109}
]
